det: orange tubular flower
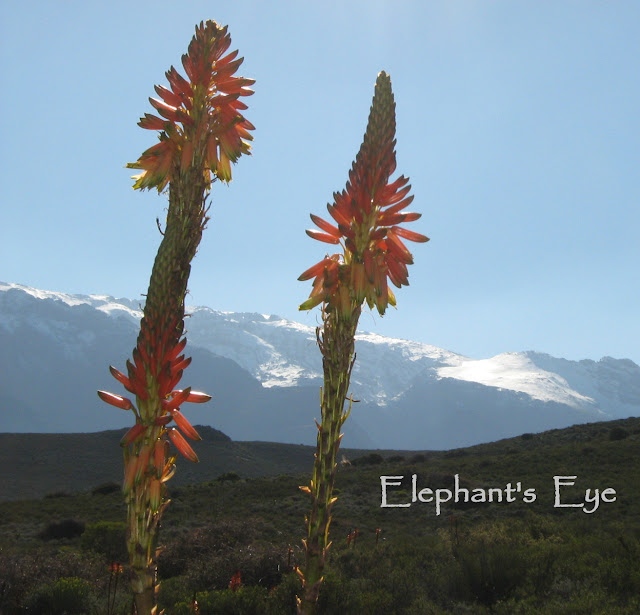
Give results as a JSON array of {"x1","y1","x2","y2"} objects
[
  {"x1": 299, "y1": 71, "x2": 428, "y2": 317},
  {"x1": 127, "y1": 21, "x2": 254, "y2": 191}
]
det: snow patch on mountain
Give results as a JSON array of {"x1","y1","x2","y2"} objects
[
  {"x1": 347, "y1": 333, "x2": 463, "y2": 404},
  {"x1": 187, "y1": 306, "x2": 322, "y2": 388},
  {"x1": 437, "y1": 352, "x2": 601, "y2": 411},
  {"x1": 523, "y1": 352, "x2": 640, "y2": 418},
  {"x1": 0, "y1": 282, "x2": 142, "y2": 324}
]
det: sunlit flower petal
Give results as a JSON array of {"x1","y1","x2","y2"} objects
[
  {"x1": 167, "y1": 428, "x2": 199, "y2": 463},
  {"x1": 171, "y1": 410, "x2": 202, "y2": 441},
  {"x1": 185, "y1": 390, "x2": 212, "y2": 403},
  {"x1": 98, "y1": 390, "x2": 134, "y2": 411},
  {"x1": 392, "y1": 226, "x2": 430, "y2": 243},
  {"x1": 161, "y1": 387, "x2": 192, "y2": 412},
  {"x1": 305, "y1": 229, "x2": 340, "y2": 244}
]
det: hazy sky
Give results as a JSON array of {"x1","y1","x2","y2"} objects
[{"x1": 1, "y1": 1, "x2": 638, "y2": 364}]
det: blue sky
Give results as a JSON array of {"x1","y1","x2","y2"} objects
[{"x1": 1, "y1": 1, "x2": 639, "y2": 364}]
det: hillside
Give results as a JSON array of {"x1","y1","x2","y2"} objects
[
  {"x1": 1, "y1": 417, "x2": 639, "y2": 613},
  {"x1": 0, "y1": 426, "x2": 398, "y2": 502},
  {"x1": 3, "y1": 417, "x2": 640, "y2": 504}
]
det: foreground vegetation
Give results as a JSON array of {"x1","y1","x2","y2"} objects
[{"x1": 1, "y1": 417, "x2": 639, "y2": 614}]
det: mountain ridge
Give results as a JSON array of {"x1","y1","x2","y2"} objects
[{"x1": 1, "y1": 281, "x2": 638, "y2": 448}]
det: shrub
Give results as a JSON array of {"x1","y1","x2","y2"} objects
[
  {"x1": 158, "y1": 576, "x2": 192, "y2": 612},
  {"x1": 387, "y1": 455, "x2": 405, "y2": 463},
  {"x1": 81, "y1": 520, "x2": 127, "y2": 561},
  {"x1": 0, "y1": 549, "x2": 103, "y2": 612},
  {"x1": 25, "y1": 577, "x2": 94, "y2": 615},
  {"x1": 174, "y1": 586, "x2": 270, "y2": 615},
  {"x1": 184, "y1": 542, "x2": 285, "y2": 592},
  {"x1": 217, "y1": 471, "x2": 242, "y2": 483},
  {"x1": 405, "y1": 596, "x2": 450, "y2": 615},
  {"x1": 157, "y1": 519, "x2": 286, "y2": 592},
  {"x1": 352, "y1": 453, "x2": 384, "y2": 466},
  {"x1": 37, "y1": 518, "x2": 85, "y2": 541},
  {"x1": 91, "y1": 481, "x2": 121, "y2": 495},
  {"x1": 354, "y1": 586, "x2": 395, "y2": 614},
  {"x1": 43, "y1": 491, "x2": 72, "y2": 499},
  {"x1": 264, "y1": 572, "x2": 299, "y2": 615},
  {"x1": 454, "y1": 530, "x2": 529, "y2": 606},
  {"x1": 609, "y1": 427, "x2": 629, "y2": 441},
  {"x1": 316, "y1": 570, "x2": 359, "y2": 615}
]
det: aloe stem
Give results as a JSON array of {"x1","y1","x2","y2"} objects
[
  {"x1": 98, "y1": 21, "x2": 253, "y2": 614},
  {"x1": 298, "y1": 306, "x2": 359, "y2": 614},
  {"x1": 296, "y1": 71, "x2": 427, "y2": 612}
]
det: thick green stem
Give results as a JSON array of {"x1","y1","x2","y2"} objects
[
  {"x1": 139, "y1": 163, "x2": 208, "y2": 354},
  {"x1": 298, "y1": 306, "x2": 360, "y2": 614}
]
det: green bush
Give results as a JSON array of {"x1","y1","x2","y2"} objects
[
  {"x1": 158, "y1": 520, "x2": 285, "y2": 591},
  {"x1": 0, "y1": 548, "x2": 105, "y2": 613},
  {"x1": 609, "y1": 427, "x2": 629, "y2": 441},
  {"x1": 44, "y1": 491, "x2": 72, "y2": 499},
  {"x1": 456, "y1": 538, "x2": 526, "y2": 605},
  {"x1": 25, "y1": 577, "x2": 94, "y2": 615},
  {"x1": 80, "y1": 520, "x2": 127, "y2": 561},
  {"x1": 387, "y1": 455, "x2": 405, "y2": 463},
  {"x1": 174, "y1": 586, "x2": 270, "y2": 615},
  {"x1": 404, "y1": 596, "x2": 450, "y2": 615},
  {"x1": 264, "y1": 572, "x2": 299, "y2": 615},
  {"x1": 158, "y1": 575, "x2": 192, "y2": 611},
  {"x1": 217, "y1": 471, "x2": 242, "y2": 483},
  {"x1": 37, "y1": 518, "x2": 85, "y2": 541},
  {"x1": 352, "y1": 453, "x2": 384, "y2": 466},
  {"x1": 91, "y1": 481, "x2": 121, "y2": 496},
  {"x1": 316, "y1": 570, "x2": 360, "y2": 615}
]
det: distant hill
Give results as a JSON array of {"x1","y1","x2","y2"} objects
[
  {"x1": 0, "y1": 427, "x2": 309, "y2": 501},
  {"x1": 2, "y1": 281, "x2": 640, "y2": 450},
  {"x1": 2, "y1": 416, "x2": 640, "y2": 503}
]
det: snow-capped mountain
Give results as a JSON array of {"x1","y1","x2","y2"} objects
[
  {"x1": 187, "y1": 307, "x2": 460, "y2": 405},
  {"x1": 2, "y1": 281, "x2": 639, "y2": 449}
]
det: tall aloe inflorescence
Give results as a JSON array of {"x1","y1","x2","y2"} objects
[
  {"x1": 98, "y1": 20, "x2": 253, "y2": 615},
  {"x1": 296, "y1": 72, "x2": 428, "y2": 614}
]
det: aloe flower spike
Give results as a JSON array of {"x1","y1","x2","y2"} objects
[
  {"x1": 98, "y1": 20, "x2": 252, "y2": 615},
  {"x1": 297, "y1": 72, "x2": 428, "y2": 614}
]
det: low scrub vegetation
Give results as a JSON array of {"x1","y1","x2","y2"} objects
[{"x1": 1, "y1": 417, "x2": 639, "y2": 614}]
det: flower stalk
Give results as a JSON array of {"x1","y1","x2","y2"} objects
[
  {"x1": 98, "y1": 20, "x2": 253, "y2": 615},
  {"x1": 296, "y1": 72, "x2": 428, "y2": 614}
]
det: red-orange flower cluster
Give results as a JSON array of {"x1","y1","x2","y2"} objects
[
  {"x1": 98, "y1": 316, "x2": 211, "y2": 493},
  {"x1": 229, "y1": 571, "x2": 242, "y2": 592},
  {"x1": 299, "y1": 72, "x2": 428, "y2": 317},
  {"x1": 127, "y1": 20, "x2": 254, "y2": 191}
]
